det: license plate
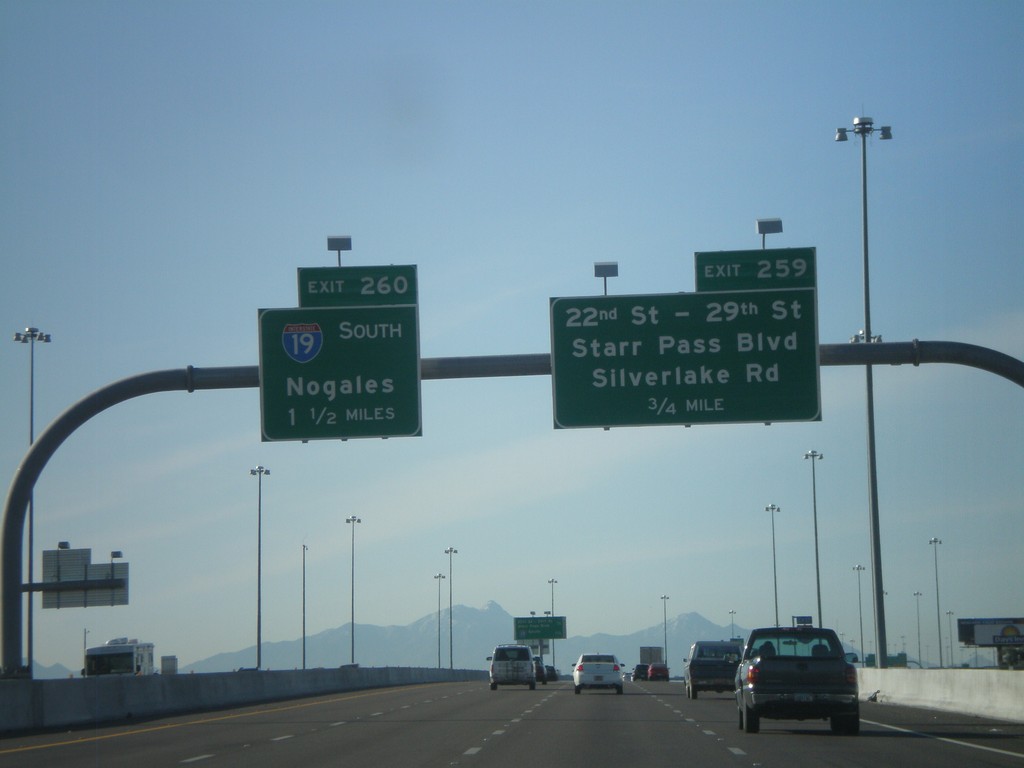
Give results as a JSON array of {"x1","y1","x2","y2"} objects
[
  {"x1": 795, "y1": 693, "x2": 813, "y2": 702},
  {"x1": 594, "y1": 675, "x2": 604, "y2": 681}
]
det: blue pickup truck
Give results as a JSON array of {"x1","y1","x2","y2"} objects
[{"x1": 684, "y1": 640, "x2": 742, "y2": 699}]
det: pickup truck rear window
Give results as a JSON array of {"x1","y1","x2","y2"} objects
[
  {"x1": 750, "y1": 634, "x2": 841, "y2": 659},
  {"x1": 697, "y1": 645, "x2": 741, "y2": 659}
]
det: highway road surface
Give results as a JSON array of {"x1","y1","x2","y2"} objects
[{"x1": 2, "y1": 679, "x2": 1022, "y2": 767}]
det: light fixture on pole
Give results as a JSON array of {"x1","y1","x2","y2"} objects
[
  {"x1": 660, "y1": 595, "x2": 670, "y2": 663},
  {"x1": 548, "y1": 578, "x2": 558, "y2": 668},
  {"x1": 765, "y1": 504, "x2": 781, "y2": 627},
  {"x1": 929, "y1": 537, "x2": 944, "y2": 668},
  {"x1": 853, "y1": 565, "x2": 866, "y2": 664},
  {"x1": 756, "y1": 218, "x2": 783, "y2": 249},
  {"x1": 835, "y1": 115, "x2": 893, "y2": 668},
  {"x1": 445, "y1": 547, "x2": 457, "y2": 669},
  {"x1": 327, "y1": 236, "x2": 352, "y2": 267},
  {"x1": 249, "y1": 466, "x2": 270, "y2": 670},
  {"x1": 346, "y1": 515, "x2": 361, "y2": 664},
  {"x1": 593, "y1": 262, "x2": 618, "y2": 296},
  {"x1": 804, "y1": 451, "x2": 824, "y2": 627},
  {"x1": 13, "y1": 326, "x2": 51, "y2": 674},
  {"x1": 302, "y1": 544, "x2": 308, "y2": 670},
  {"x1": 434, "y1": 573, "x2": 445, "y2": 668},
  {"x1": 108, "y1": 551, "x2": 123, "y2": 607},
  {"x1": 729, "y1": 609, "x2": 736, "y2": 638},
  {"x1": 913, "y1": 591, "x2": 924, "y2": 666}
]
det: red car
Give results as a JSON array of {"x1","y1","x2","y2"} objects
[{"x1": 647, "y1": 662, "x2": 670, "y2": 681}]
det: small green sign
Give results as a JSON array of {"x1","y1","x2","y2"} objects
[
  {"x1": 298, "y1": 265, "x2": 418, "y2": 307},
  {"x1": 258, "y1": 304, "x2": 421, "y2": 441},
  {"x1": 694, "y1": 247, "x2": 816, "y2": 292},
  {"x1": 550, "y1": 289, "x2": 820, "y2": 429},
  {"x1": 515, "y1": 616, "x2": 567, "y2": 641}
]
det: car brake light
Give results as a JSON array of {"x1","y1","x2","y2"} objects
[
  {"x1": 845, "y1": 665, "x2": 858, "y2": 685},
  {"x1": 613, "y1": 664, "x2": 620, "y2": 671},
  {"x1": 576, "y1": 664, "x2": 584, "y2": 671},
  {"x1": 745, "y1": 665, "x2": 760, "y2": 684}
]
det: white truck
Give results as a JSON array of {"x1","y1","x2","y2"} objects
[{"x1": 84, "y1": 637, "x2": 155, "y2": 676}]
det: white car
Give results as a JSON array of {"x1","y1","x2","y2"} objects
[{"x1": 573, "y1": 653, "x2": 624, "y2": 694}]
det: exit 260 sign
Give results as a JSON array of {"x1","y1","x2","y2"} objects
[{"x1": 549, "y1": 289, "x2": 820, "y2": 429}]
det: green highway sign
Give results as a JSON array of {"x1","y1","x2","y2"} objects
[
  {"x1": 695, "y1": 247, "x2": 816, "y2": 292},
  {"x1": 298, "y1": 265, "x2": 418, "y2": 307},
  {"x1": 550, "y1": 289, "x2": 820, "y2": 429},
  {"x1": 258, "y1": 304, "x2": 421, "y2": 441},
  {"x1": 514, "y1": 616, "x2": 567, "y2": 641}
]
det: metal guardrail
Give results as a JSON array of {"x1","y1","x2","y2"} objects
[{"x1": 3, "y1": 341, "x2": 1023, "y2": 676}]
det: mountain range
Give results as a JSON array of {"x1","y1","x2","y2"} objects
[
  {"x1": 180, "y1": 601, "x2": 746, "y2": 674},
  {"x1": 32, "y1": 602, "x2": 750, "y2": 678}
]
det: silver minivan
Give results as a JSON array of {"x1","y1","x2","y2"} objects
[{"x1": 487, "y1": 644, "x2": 536, "y2": 690}]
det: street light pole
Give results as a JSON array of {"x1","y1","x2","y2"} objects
[
  {"x1": 13, "y1": 326, "x2": 51, "y2": 674},
  {"x1": 836, "y1": 116, "x2": 893, "y2": 667},
  {"x1": 929, "y1": 537, "x2": 944, "y2": 668},
  {"x1": 729, "y1": 610, "x2": 736, "y2": 638},
  {"x1": 434, "y1": 573, "x2": 445, "y2": 668},
  {"x1": 302, "y1": 544, "x2": 308, "y2": 670},
  {"x1": 853, "y1": 565, "x2": 866, "y2": 664},
  {"x1": 346, "y1": 516, "x2": 361, "y2": 664},
  {"x1": 765, "y1": 504, "x2": 781, "y2": 627},
  {"x1": 445, "y1": 547, "x2": 457, "y2": 669},
  {"x1": 914, "y1": 591, "x2": 924, "y2": 666},
  {"x1": 660, "y1": 595, "x2": 669, "y2": 664},
  {"x1": 249, "y1": 466, "x2": 270, "y2": 670},
  {"x1": 804, "y1": 451, "x2": 824, "y2": 627},
  {"x1": 548, "y1": 578, "x2": 558, "y2": 668},
  {"x1": 946, "y1": 610, "x2": 955, "y2": 667}
]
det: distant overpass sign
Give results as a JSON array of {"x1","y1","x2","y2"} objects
[
  {"x1": 515, "y1": 616, "x2": 567, "y2": 641},
  {"x1": 550, "y1": 289, "x2": 820, "y2": 428}
]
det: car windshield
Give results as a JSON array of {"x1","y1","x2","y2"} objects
[
  {"x1": 581, "y1": 654, "x2": 616, "y2": 663},
  {"x1": 752, "y1": 633, "x2": 841, "y2": 659}
]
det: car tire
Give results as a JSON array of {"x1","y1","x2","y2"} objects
[
  {"x1": 574, "y1": 685, "x2": 581, "y2": 695},
  {"x1": 490, "y1": 682, "x2": 497, "y2": 691},
  {"x1": 742, "y1": 702, "x2": 760, "y2": 734},
  {"x1": 689, "y1": 684, "x2": 699, "y2": 700},
  {"x1": 830, "y1": 711, "x2": 860, "y2": 735},
  {"x1": 737, "y1": 705, "x2": 744, "y2": 730},
  {"x1": 529, "y1": 681, "x2": 536, "y2": 690},
  {"x1": 616, "y1": 685, "x2": 623, "y2": 695}
]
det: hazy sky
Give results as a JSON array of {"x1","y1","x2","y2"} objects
[{"x1": 1, "y1": 0, "x2": 1021, "y2": 672}]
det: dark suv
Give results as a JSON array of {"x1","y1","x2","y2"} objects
[{"x1": 632, "y1": 664, "x2": 649, "y2": 681}]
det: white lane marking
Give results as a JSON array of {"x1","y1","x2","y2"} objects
[
  {"x1": 180, "y1": 756, "x2": 214, "y2": 764},
  {"x1": 464, "y1": 747, "x2": 482, "y2": 755},
  {"x1": 329, "y1": 721, "x2": 345, "y2": 727},
  {"x1": 492, "y1": 730, "x2": 505, "y2": 735},
  {"x1": 728, "y1": 747, "x2": 746, "y2": 756},
  {"x1": 271, "y1": 735, "x2": 293, "y2": 742},
  {"x1": 703, "y1": 730, "x2": 717, "y2": 736},
  {"x1": 370, "y1": 712, "x2": 383, "y2": 717},
  {"x1": 861, "y1": 719, "x2": 1024, "y2": 759}
]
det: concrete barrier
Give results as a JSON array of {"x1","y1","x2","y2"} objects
[
  {"x1": 858, "y1": 668, "x2": 1024, "y2": 723},
  {"x1": 0, "y1": 666, "x2": 488, "y2": 733}
]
